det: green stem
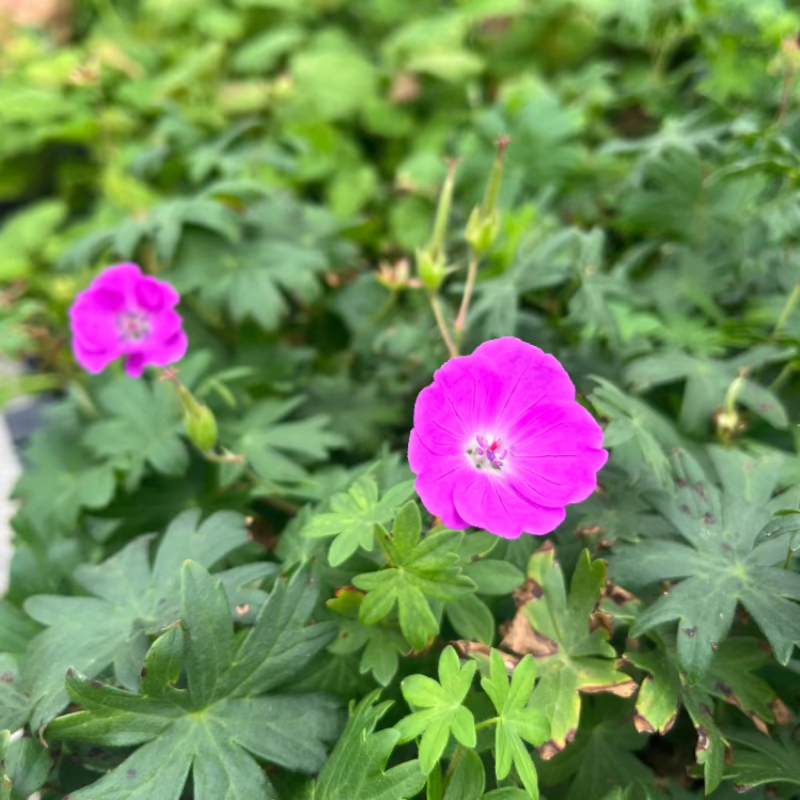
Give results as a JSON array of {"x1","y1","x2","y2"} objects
[
  {"x1": 454, "y1": 255, "x2": 479, "y2": 341},
  {"x1": 428, "y1": 292, "x2": 459, "y2": 359},
  {"x1": 773, "y1": 284, "x2": 800, "y2": 339},
  {"x1": 474, "y1": 717, "x2": 499, "y2": 731}
]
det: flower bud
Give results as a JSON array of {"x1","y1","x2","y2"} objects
[
  {"x1": 185, "y1": 401, "x2": 218, "y2": 453},
  {"x1": 416, "y1": 248, "x2": 448, "y2": 291},
  {"x1": 170, "y1": 378, "x2": 218, "y2": 452},
  {"x1": 465, "y1": 205, "x2": 500, "y2": 257},
  {"x1": 465, "y1": 135, "x2": 509, "y2": 257}
]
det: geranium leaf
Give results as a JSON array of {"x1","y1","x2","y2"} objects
[
  {"x1": 304, "y1": 475, "x2": 415, "y2": 566},
  {"x1": 22, "y1": 510, "x2": 251, "y2": 729},
  {"x1": 312, "y1": 691, "x2": 426, "y2": 800},
  {"x1": 611, "y1": 446, "x2": 800, "y2": 682},
  {"x1": 394, "y1": 646, "x2": 477, "y2": 774},
  {"x1": 501, "y1": 547, "x2": 635, "y2": 754},
  {"x1": 46, "y1": 563, "x2": 340, "y2": 800},
  {"x1": 480, "y1": 650, "x2": 549, "y2": 800},
  {"x1": 352, "y1": 508, "x2": 476, "y2": 649}
]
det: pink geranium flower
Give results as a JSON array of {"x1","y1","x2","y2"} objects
[
  {"x1": 69, "y1": 263, "x2": 188, "y2": 378},
  {"x1": 408, "y1": 337, "x2": 607, "y2": 539}
]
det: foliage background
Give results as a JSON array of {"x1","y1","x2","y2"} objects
[{"x1": 2, "y1": 0, "x2": 800, "y2": 798}]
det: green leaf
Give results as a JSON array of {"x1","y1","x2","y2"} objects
[
  {"x1": 47, "y1": 564, "x2": 340, "y2": 799},
  {"x1": 445, "y1": 594, "x2": 495, "y2": 645},
  {"x1": 625, "y1": 346, "x2": 791, "y2": 433},
  {"x1": 626, "y1": 636, "x2": 774, "y2": 793},
  {"x1": 395, "y1": 646, "x2": 477, "y2": 774},
  {"x1": 13, "y1": 404, "x2": 116, "y2": 535},
  {"x1": 502, "y1": 548, "x2": 635, "y2": 753},
  {"x1": 536, "y1": 698, "x2": 652, "y2": 800},
  {"x1": 290, "y1": 41, "x2": 378, "y2": 121},
  {"x1": 313, "y1": 691, "x2": 427, "y2": 800},
  {"x1": 83, "y1": 378, "x2": 187, "y2": 490},
  {"x1": 327, "y1": 589, "x2": 411, "y2": 687},
  {"x1": 590, "y1": 378, "x2": 681, "y2": 489},
  {"x1": 0, "y1": 199, "x2": 66, "y2": 280},
  {"x1": 353, "y1": 509, "x2": 476, "y2": 649},
  {"x1": 443, "y1": 749, "x2": 485, "y2": 800},
  {"x1": 304, "y1": 476, "x2": 415, "y2": 566},
  {"x1": 227, "y1": 398, "x2": 346, "y2": 488},
  {"x1": 0, "y1": 732, "x2": 10, "y2": 800},
  {"x1": 462, "y1": 559, "x2": 525, "y2": 596},
  {"x1": 23, "y1": 510, "x2": 251, "y2": 729},
  {"x1": 4, "y1": 735, "x2": 52, "y2": 800},
  {"x1": 723, "y1": 730, "x2": 800, "y2": 790},
  {"x1": 611, "y1": 446, "x2": 800, "y2": 681},
  {"x1": 480, "y1": 650, "x2": 549, "y2": 800},
  {"x1": 170, "y1": 197, "x2": 341, "y2": 332}
]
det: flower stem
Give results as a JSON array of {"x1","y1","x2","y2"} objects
[
  {"x1": 428, "y1": 292, "x2": 459, "y2": 359},
  {"x1": 773, "y1": 284, "x2": 800, "y2": 339},
  {"x1": 454, "y1": 255, "x2": 479, "y2": 342}
]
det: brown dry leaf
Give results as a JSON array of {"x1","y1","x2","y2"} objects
[
  {"x1": 451, "y1": 640, "x2": 520, "y2": 672},
  {"x1": 590, "y1": 610, "x2": 614, "y2": 637},
  {"x1": 770, "y1": 697, "x2": 793, "y2": 726},
  {"x1": 582, "y1": 678, "x2": 637, "y2": 698},
  {"x1": 500, "y1": 609, "x2": 559, "y2": 658},
  {"x1": 576, "y1": 524, "x2": 604, "y2": 538},
  {"x1": 538, "y1": 728, "x2": 577, "y2": 761},
  {"x1": 511, "y1": 578, "x2": 544, "y2": 607}
]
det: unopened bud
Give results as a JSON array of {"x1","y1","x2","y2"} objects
[
  {"x1": 465, "y1": 205, "x2": 500, "y2": 256},
  {"x1": 185, "y1": 401, "x2": 218, "y2": 452},
  {"x1": 417, "y1": 159, "x2": 459, "y2": 292},
  {"x1": 416, "y1": 248, "x2": 448, "y2": 291},
  {"x1": 466, "y1": 135, "x2": 509, "y2": 256}
]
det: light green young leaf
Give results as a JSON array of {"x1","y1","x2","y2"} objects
[
  {"x1": 480, "y1": 650, "x2": 549, "y2": 800},
  {"x1": 327, "y1": 588, "x2": 411, "y2": 687},
  {"x1": 353, "y1": 504, "x2": 476, "y2": 649},
  {"x1": 395, "y1": 646, "x2": 477, "y2": 774},
  {"x1": 304, "y1": 475, "x2": 415, "y2": 566}
]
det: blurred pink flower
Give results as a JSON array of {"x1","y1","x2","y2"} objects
[
  {"x1": 408, "y1": 337, "x2": 607, "y2": 539},
  {"x1": 69, "y1": 263, "x2": 188, "y2": 378}
]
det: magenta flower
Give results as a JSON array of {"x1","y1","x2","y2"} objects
[
  {"x1": 69, "y1": 263, "x2": 188, "y2": 378},
  {"x1": 408, "y1": 337, "x2": 607, "y2": 539}
]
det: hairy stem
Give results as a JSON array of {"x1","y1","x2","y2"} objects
[
  {"x1": 454, "y1": 255, "x2": 479, "y2": 341},
  {"x1": 428, "y1": 292, "x2": 459, "y2": 359}
]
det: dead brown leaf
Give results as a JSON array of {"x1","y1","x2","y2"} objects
[{"x1": 500, "y1": 610, "x2": 559, "y2": 658}]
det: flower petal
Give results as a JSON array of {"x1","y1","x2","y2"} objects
[
  {"x1": 453, "y1": 474, "x2": 566, "y2": 539},
  {"x1": 409, "y1": 432, "x2": 470, "y2": 529},
  {"x1": 471, "y1": 337, "x2": 575, "y2": 428},
  {"x1": 506, "y1": 401, "x2": 607, "y2": 504}
]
